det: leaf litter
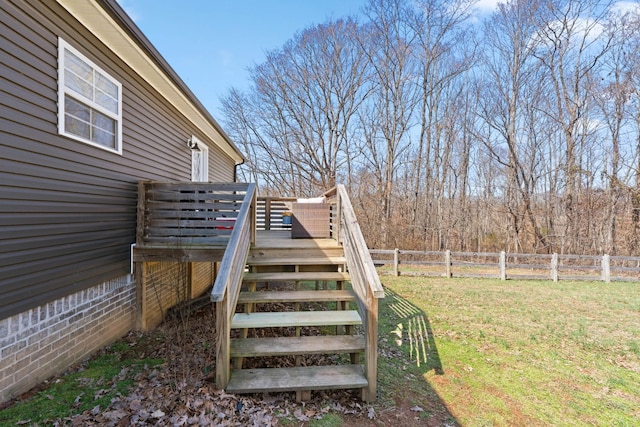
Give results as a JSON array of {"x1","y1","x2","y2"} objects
[{"x1": 37, "y1": 296, "x2": 375, "y2": 426}]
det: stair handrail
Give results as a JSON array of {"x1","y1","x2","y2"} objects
[
  {"x1": 333, "y1": 185, "x2": 384, "y2": 298},
  {"x1": 211, "y1": 182, "x2": 256, "y2": 389},
  {"x1": 331, "y1": 184, "x2": 384, "y2": 402}
]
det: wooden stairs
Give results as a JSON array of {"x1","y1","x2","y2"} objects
[{"x1": 225, "y1": 234, "x2": 369, "y2": 400}]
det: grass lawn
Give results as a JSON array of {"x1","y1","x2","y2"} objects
[
  {"x1": 1, "y1": 276, "x2": 638, "y2": 426},
  {"x1": 377, "y1": 275, "x2": 640, "y2": 426}
]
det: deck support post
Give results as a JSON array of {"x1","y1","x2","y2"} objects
[
  {"x1": 296, "y1": 390, "x2": 311, "y2": 402},
  {"x1": 364, "y1": 295, "x2": 379, "y2": 402},
  {"x1": 215, "y1": 297, "x2": 231, "y2": 389},
  {"x1": 135, "y1": 261, "x2": 148, "y2": 331}
]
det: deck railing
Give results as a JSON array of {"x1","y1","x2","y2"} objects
[
  {"x1": 256, "y1": 196, "x2": 296, "y2": 230},
  {"x1": 136, "y1": 181, "x2": 254, "y2": 248},
  {"x1": 210, "y1": 183, "x2": 256, "y2": 389},
  {"x1": 326, "y1": 185, "x2": 385, "y2": 401}
]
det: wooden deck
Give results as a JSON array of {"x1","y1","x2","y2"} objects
[{"x1": 133, "y1": 182, "x2": 383, "y2": 402}]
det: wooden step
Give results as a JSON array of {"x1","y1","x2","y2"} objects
[
  {"x1": 243, "y1": 271, "x2": 349, "y2": 282},
  {"x1": 246, "y1": 256, "x2": 346, "y2": 266},
  {"x1": 252, "y1": 237, "x2": 341, "y2": 250},
  {"x1": 231, "y1": 310, "x2": 361, "y2": 329},
  {"x1": 230, "y1": 335, "x2": 365, "y2": 357},
  {"x1": 226, "y1": 364, "x2": 367, "y2": 393},
  {"x1": 249, "y1": 250, "x2": 346, "y2": 260},
  {"x1": 237, "y1": 289, "x2": 356, "y2": 304}
]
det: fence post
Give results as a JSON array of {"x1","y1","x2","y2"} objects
[
  {"x1": 500, "y1": 251, "x2": 506, "y2": 280},
  {"x1": 393, "y1": 248, "x2": 400, "y2": 277},
  {"x1": 445, "y1": 250, "x2": 452, "y2": 278},
  {"x1": 551, "y1": 253, "x2": 559, "y2": 282},
  {"x1": 602, "y1": 254, "x2": 611, "y2": 283}
]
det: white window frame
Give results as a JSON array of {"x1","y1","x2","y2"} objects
[
  {"x1": 190, "y1": 136, "x2": 209, "y2": 182},
  {"x1": 57, "y1": 37, "x2": 123, "y2": 154}
]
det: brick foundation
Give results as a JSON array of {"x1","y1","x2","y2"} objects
[
  {"x1": 0, "y1": 262, "x2": 216, "y2": 403},
  {"x1": 0, "y1": 276, "x2": 136, "y2": 403}
]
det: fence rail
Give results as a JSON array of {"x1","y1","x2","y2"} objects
[{"x1": 371, "y1": 249, "x2": 640, "y2": 282}]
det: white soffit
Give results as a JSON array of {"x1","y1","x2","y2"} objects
[{"x1": 57, "y1": 0, "x2": 243, "y2": 164}]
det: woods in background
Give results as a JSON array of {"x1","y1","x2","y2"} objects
[{"x1": 221, "y1": 0, "x2": 640, "y2": 256}]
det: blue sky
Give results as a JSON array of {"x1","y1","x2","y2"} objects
[{"x1": 118, "y1": 0, "x2": 371, "y2": 115}]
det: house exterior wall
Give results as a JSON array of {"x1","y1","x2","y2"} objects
[
  {"x1": 1, "y1": 0, "x2": 236, "y2": 319},
  {"x1": 0, "y1": 0, "x2": 238, "y2": 402}
]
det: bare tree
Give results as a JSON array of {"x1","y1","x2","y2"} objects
[
  {"x1": 532, "y1": 0, "x2": 613, "y2": 253},
  {"x1": 222, "y1": 18, "x2": 371, "y2": 196},
  {"x1": 359, "y1": 0, "x2": 420, "y2": 246},
  {"x1": 477, "y1": 0, "x2": 552, "y2": 253},
  {"x1": 409, "y1": 0, "x2": 475, "y2": 249}
]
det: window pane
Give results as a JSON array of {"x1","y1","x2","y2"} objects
[
  {"x1": 92, "y1": 110, "x2": 115, "y2": 133},
  {"x1": 92, "y1": 127, "x2": 116, "y2": 149},
  {"x1": 65, "y1": 95, "x2": 90, "y2": 122},
  {"x1": 65, "y1": 49, "x2": 93, "y2": 82},
  {"x1": 193, "y1": 151, "x2": 203, "y2": 181},
  {"x1": 95, "y1": 72, "x2": 118, "y2": 98},
  {"x1": 92, "y1": 110, "x2": 116, "y2": 148},
  {"x1": 65, "y1": 70, "x2": 93, "y2": 99},
  {"x1": 65, "y1": 115, "x2": 90, "y2": 139},
  {"x1": 95, "y1": 90, "x2": 118, "y2": 114}
]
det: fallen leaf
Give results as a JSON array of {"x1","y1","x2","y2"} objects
[
  {"x1": 294, "y1": 409, "x2": 309, "y2": 421},
  {"x1": 368, "y1": 407, "x2": 375, "y2": 419},
  {"x1": 151, "y1": 409, "x2": 165, "y2": 418},
  {"x1": 104, "y1": 409, "x2": 128, "y2": 420}
]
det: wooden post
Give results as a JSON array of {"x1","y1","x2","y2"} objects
[
  {"x1": 364, "y1": 294, "x2": 378, "y2": 402},
  {"x1": 551, "y1": 253, "x2": 559, "y2": 282},
  {"x1": 335, "y1": 191, "x2": 342, "y2": 243},
  {"x1": 215, "y1": 296, "x2": 231, "y2": 389},
  {"x1": 250, "y1": 187, "x2": 257, "y2": 245},
  {"x1": 445, "y1": 250, "x2": 452, "y2": 278},
  {"x1": 264, "y1": 197, "x2": 271, "y2": 231},
  {"x1": 602, "y1": 254, "x2": 611, "y2": 283},
  {"x1": 499, "y1": 251, "x2": 506, "y2": 281},
  {"x1": 135, "y1": 181, "x2": 147, "y2": 246},
  {"x1": 393, "y1": 248, "x2": 400, "y2": 277},
  {"x1": 135, "y1": 261, "x2": 148, "y2": 330}
]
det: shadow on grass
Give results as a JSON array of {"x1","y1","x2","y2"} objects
[
  {"x1": 384, "y1": 286, "x2": 444, "y2": 375},
  {"x1": 377, "y1": 286, "x2": 458, "y2": 425}
]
